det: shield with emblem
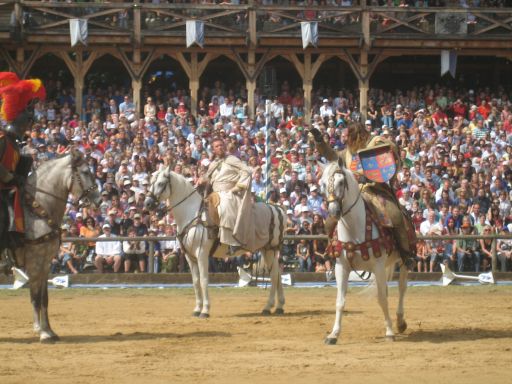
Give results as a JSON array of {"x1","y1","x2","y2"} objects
[{"x1": 357, "y1": 143, "x2": 396, "y2": 183}]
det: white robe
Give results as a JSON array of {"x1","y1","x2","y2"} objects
[{"x1": 207, "y1": 155, "x2": 253, "y2": 247}]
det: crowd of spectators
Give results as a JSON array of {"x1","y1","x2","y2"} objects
[{"x1": 11, "y1": 70, "x2": 512, "y2": 274}]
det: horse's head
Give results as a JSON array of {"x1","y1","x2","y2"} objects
[
  {"x1": 69, "y1": 148, "x2": 100, "y2": 208},
  {"x1": 144, "y1": 166, "x2": 171, "y2": 211},
  {"x1": 319, "y1": 159, "x2": 348, "y2": 219}
]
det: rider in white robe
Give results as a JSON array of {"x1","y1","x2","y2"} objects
[{"x1": 205, "y1": 138, "x2": 253, "y2": 250}]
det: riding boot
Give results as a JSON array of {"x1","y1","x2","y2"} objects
[{"x1": 324, "y1": 216, "x2": 338, "y2": 238}]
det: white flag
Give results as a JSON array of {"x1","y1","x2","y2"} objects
[
  {"x1": 441, "y1": 50, "x2": 457, "y2": 78},
  {"x1": 301, "y1": 22, "x2": 318, "y2": 49},
  {"x1": 69, "y1": 19, "x2": 88, "y2": 47},
  {"x1": 186, "y1": 20, "x2": 204, "y2": 48}
]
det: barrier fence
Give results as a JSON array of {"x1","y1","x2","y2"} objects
[{"x1": 65, "y1": 233, "x2": 512, "y2": 273}]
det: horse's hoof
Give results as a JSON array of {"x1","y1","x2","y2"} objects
[
  {"x1": 199, "y1": 313, "x2": 210, "y2": 319},
  {"x1": 385, "y1": 335, "x2": 395, "y2": 342},
  {"x1": 397, "y1": 320, "x2": 407, "y2": 334},
  {"x1": 261, "y1": 309, "x2": 271, "y2": 316},
  {"x1": 274, "y1": 308, "x2": 285, "y2": 316},
  {"x1": 192, "y1": 311, "x2": 201, "y2": 317},
  {"x1": 324, "y1": 337, "x2": 337, "y2": 345},
  {"x1": 40, "y1": 334, "x2": 59, "y2": 344}
]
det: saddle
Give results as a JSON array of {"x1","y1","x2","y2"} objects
[
  {"x1": 205, "y1": 192, "x2": 220, "y2": 227},
  {"x1": 361, "y1": 184, "x2": 396, "y2": 228},
  {"x1": 361, "y1": 183, "x2": 417, "y2": 259}
]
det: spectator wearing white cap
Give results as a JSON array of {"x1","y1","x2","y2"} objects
[
  {"x1": 307, "y1": 185, "x2": 322, "y2": 213},
  {"x1": 94, "y1": 223, "x2": 122, "y2": 273},
  {"x1": 319, "y1": 98, "x2": 334, "y2": 121}
]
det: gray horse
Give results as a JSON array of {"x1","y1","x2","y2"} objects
[{"x1": 6, "y1": 148, "x2": 100, "y2": 342}]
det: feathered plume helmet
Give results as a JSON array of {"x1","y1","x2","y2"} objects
[{"x1": 0, "y1": 72, "x2": 46, "y2": 123}]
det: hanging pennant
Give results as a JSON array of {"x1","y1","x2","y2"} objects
[
  {"x1": 186, "y1": 20, "x2": 205, "y2": 48},
  {"x1": 69, "y1": 19, "x2": 88, "y2": 47},
  {"x1": 441, "y1": 50, "x2": 457, "y2": 78},
  {"x1": 301, "y1": 22, "x2": 318, "y2": 49}
]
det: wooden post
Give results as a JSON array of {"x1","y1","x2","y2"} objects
[
  {"x1": 246, "y1": 51, "x2": 256, "y2": 119},
  {"x1": 16, "y1": 49, "x2": 24, "y2": 72},
  {"x1": 358, "y1": 49, "x2": 369, "y2": 120},
  {"x1": 248, "y1": 0, "x2": 257, "y2": 48},
  {"x1": 74, "y1": 75, "x2": 84, "y2": 118},
  {"x1": 148, "y1": 239, "x2": 155, "y2": 273},
  {"x1": 491, "y1": 238, "x2": 497, "y2": 273},
  {"x1": 132, "y1": 78, "x2": 142, "y2": 116},
  {"x1": 303, "y1": 53, "x2": 312, "y2": 122},
  {"x1": 189, "y1": 53, "x2": 199, "y2": 117},
  {"x1": 361, "y1": 6, "x2": 370, "y2": 48},
  {"x1": 133, "y1": 1, "x2": 141, "y2": 48},
  {"x1": 246, "y1": 79, "x2": 256, "y2": 120}
]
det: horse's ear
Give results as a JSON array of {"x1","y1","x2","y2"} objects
[
  {"x1": 71, "y1": 146, "x2": 83, "y2": 165},
  {"x1": 337, "y1": 157, "x2": 344, "y2": 168}
]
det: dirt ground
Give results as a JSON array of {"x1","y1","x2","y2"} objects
[{"x1": 0, "y1": 285, "x2": 511, "y2": 384}]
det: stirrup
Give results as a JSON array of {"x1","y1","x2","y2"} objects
[
  {"x1": 228, "y1": 245, "x2": 242, "y2": 256},
  {"x1": 0, "y1": 249, "x2": 15, "y2": 275}
]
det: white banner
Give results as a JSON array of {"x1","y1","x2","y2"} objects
[
  {"x1": 301, "y1": 21, "x2": 318, "y2": 49},
  {"x1": 441, "y1": 50, "x2": 457, "y2": 78},
  {"x1": 69, "y1": 19, "x2": 88, "y2": 47},
  {"x1": 186, "y1": 20, "x2": 205, "y2": 48}
]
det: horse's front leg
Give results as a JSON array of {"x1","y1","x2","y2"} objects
[
  {"x1": 374, "y1": 262, "x2": 394, "y2": 341},
  {"x1": 325, "y1": 258, "x2": 349, "y2": 345},
  {"x1": 261, "y1": 250, "x2": 280, "y2": 315},
  {"x1": 186, "y1": 254, "x2": 203, "y2": 317},
  {"x1": 396, "y1": 262, "x2": 408, "y2": 334},
  {"x1": 197, "y1": 241, "x2": 210, "y2": 318},
  {"x1": 26, "y1": 246, "x2": 58, "y2": 343},
  {"x1": 39, "y1": 280, "x2": 59, "y2": 342},
  {"x1": 29, "y1": 276, "x2": 58, "y2": 343}
]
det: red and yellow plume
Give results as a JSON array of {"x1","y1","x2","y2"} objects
[
  {"x1": 0, "y1": 72, "x2": 20, "y2": 87},
  {"x1": 0, "y1": 72, "x2": 46, "y2": 122}
]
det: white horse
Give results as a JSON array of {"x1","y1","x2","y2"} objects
[
  {"x1": 319, "y1": 159, "x2": 408, "y2": 344},
  {"x1": 5, "y1": 149, "x2": 100, "y2": 342},
  {"x1": 144, "y1": 167, "x2": 286, "y2": 317}
]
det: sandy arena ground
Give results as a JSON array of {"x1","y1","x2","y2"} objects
[{"x1": 0, "y1": 285, "x2": 511, "y2": 384}]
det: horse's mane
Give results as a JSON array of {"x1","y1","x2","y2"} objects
[
  {"x1": 347, "y1": 121, "x2": 370, "y2": 153},
  {"x1": 164, "y1": 166, "x2": 197, "y2": 195},
  {"x1": 33, "y1": 153, "x2": 71, "y2": 174}
]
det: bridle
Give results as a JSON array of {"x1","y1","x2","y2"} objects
[
  {"x1": 326, "y1": 164, "x2": 361, "y2": 218},
  {"x1": 34, "y1": 157, "x2": 97, "y2": 206},
  {"x1": 148, "y1": 169, "x2": 197, "y2": 213}
]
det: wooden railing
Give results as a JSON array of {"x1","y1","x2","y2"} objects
[{"x1": 1, "y1": 2, "x2": 511, "y2": 44}]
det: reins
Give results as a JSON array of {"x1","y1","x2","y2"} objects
[{"x1": 326, "y1": 165, "x2": 371, "y2": 281}]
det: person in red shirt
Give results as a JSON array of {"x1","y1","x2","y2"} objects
[
  {"x1": 477, "y1": 100, "x2": 491, "y2": 120},
  {"x1": 432, "y1": 106, "x2": 448, "y2": 127},
  {"x1": 156, "y1": 104, "x2": 166, "y2": 121},
  {"x1": 175, "y1": 102, "x2": 188, "y2": 119},
  {"x1": 451, "y1": 99, "x2": 467, "y2": 119}
]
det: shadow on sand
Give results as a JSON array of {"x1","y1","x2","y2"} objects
[
  {"x1": 234, "y1": 309, "x2": 362, "y2": 318},
  {"x1": 0, "y1": 330, "x2": 232, "y2": 344},
  {"x1": 402, "y1": 328, "x2": 512, "y2": 343}
]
